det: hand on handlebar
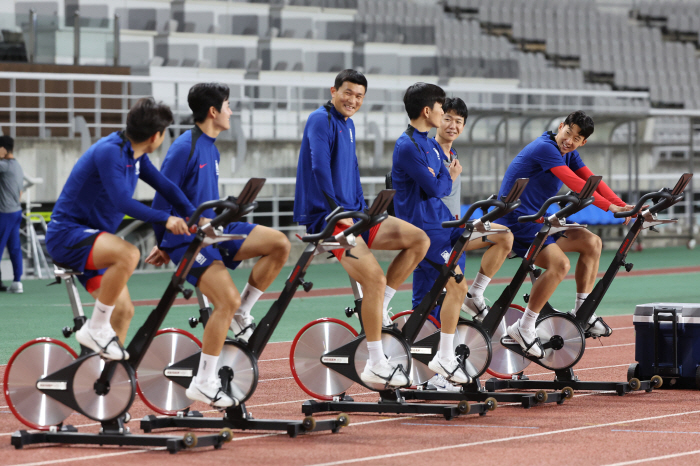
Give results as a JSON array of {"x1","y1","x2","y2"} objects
[
  {"x1": 145, "y1": 245, "x2": 171, "y2": 267},
  {"x1": 609, "y1": 204, "x2": 646, "y2": 226},
  {"x1": 199, "y1": 217, "x2": 212, "y2": 227},
  {"x1": 166, "y1": 216, "x2": 191, "y2": 235},
  {"x1": 337, "y1": 218, "x2": 354, "y2": 227}
]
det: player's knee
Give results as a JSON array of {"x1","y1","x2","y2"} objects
[
  {"x1": 415, "y1": 230, "x2": 430, "y2": 255},
  {"x1": 274, "y1": 231, "x2": 291, "y2": 260},
  {"x1": 588, "y1": 234, "x2": 602, "y2": 255},
  {"x1": 447, "y1": 274, "x2": 468, "y2": 296},
  {"x1": 123, "y1": 244, "x2": 140, "y2": 270},
  {"x1": 553, "y1": 256, "x2": 570, "y2": 279},
  {"x1": 360, "y1": 267, "x2": 386, "y2": 289},
  {"x1": 122, "y1": 301, "x2": 135, "y2": 321}
]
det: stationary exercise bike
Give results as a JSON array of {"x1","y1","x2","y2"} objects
[
  {"x1": 398, "y1": 177, "x2": 601, "y2": 408},
  {"x1": 5, "y1": 178, "x2": 265, "y2": 453},
  {"x1": 138, "y1": 190, "x2": 397, "y2": 437},
  {"x1": 486, "y1": 173, "x2": 692, "y2": 396},
  {"x1": 288, "y1": 188, "x2": 539, "y2": 420}
]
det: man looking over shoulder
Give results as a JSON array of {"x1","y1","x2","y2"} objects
[{"x1": 496, "y1": 110, "x2": 635, "y2": 358}]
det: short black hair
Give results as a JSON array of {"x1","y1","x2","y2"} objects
[
  {"x1": 0, "y1": 135, "x2": 14, "y2": 154},
  {"x1": 403, "y1": 83, "x2": 445, "y2": 120},
  {"x1": 563, "y1": 110, "x2": 594, "y2": 139},
  {"x1": 333, "y1": 69, "x2": 368, "y2": 91},
  {"x1": 443, "y1": 97, "x2": 468, "y2": 121},
  {"x1": 188, "y1": 82, "x2": 230, "y2": 123},
  {"x1": 125, "y1": 97, "x2": 174, "y2": 143}
]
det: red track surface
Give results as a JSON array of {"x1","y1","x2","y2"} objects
[
  {"x1": 2, "y1": 315, "x2": 700, "y2": 466},
  {"x1": 0, "y1": 316, "x2": 700, "y2": 466}
]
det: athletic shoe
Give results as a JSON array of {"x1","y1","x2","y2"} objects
[
  {"x1": 8, "y1": 281, "x2": 22, "y2": 294},
  {"x1": 585, "y1": 313, "x2": 613, "y2": 338},
  {"x1": 186, "y1": 377, "x2": 237, "y2": 408},
  {"x1": 505, "y1": 323, "x2": 544, "y2": 359},
  {"x1": 382, "y1": 307, "x2": 394, "y2": 328},
  {"x1": 425, "y1": 373, "x2": 464, "y2": 392},
  {"x1": 428, "y1": 354, "x2": 471, "y2": 385},
  {"x1": 75, "y1": 320, "x2": 129, "y2": 360},
  {"x1": 360, "y1": 359, "x2": 411, "y2": 388},
  {"x1": 230, "y1": 314, "x2": 255, "y2": 342},
  {"x1": 461, "y1": 293, "x2": 488, "y2": 321}
]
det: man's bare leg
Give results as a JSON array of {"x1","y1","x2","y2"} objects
[
  {"x1": 229, "y1": 225, "x2": 291, "y2": 339},
  {"x1": 370, "y1": 216, "x2": 430, "y2": 290},
  {"x1": 370, "y1": 216, "x2": 430, "y2": 321},
  {"x1": 186, "y1": 260, "x2": 240, "y2": 407},
  {"x1": 76, "y1": 233, "x2": 139, "y2": 360},
  {"x1": 506, "y1": 243, "x2": 570, "y2": 358},
  {"x1": 439, "y1": 265, "x2": 468, "y2": 334}
]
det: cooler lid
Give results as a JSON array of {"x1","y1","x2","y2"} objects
[{"x1": 634, "y1": 303, "x2": 700, "y2": 321}]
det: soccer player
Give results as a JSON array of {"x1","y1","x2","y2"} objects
[
  {"x1": 496, "y1": 110, "x2": 635, "y2": 357},
  {"x1": 392, "y1": 84, "x2": 511, "y2": 387},
  {"x1": 147, "y1": 83, "x2": 290, "y2": 407},
  {"x1": 45, "y1": 98, "x2": 195, "y2": 361},
  {"x1": 294, "y1": 70, "x2": 430, "y2": 388},
  {"x1": 429, "y1": 97, "x2": 514, "y2": 322}
]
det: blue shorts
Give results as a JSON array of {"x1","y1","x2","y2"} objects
[
  {"x1": 164, "y1": 222, "x2": 257, "y2": 286},
  {"x1": 497, "y1": 221, "x2": 560, "y2": 258},
  {"x1": 412, "y1": 227, "x2": 466, "y2": 322},
  {"x1": 45, "y1": 221, "x2": 107, "y2": 292}
]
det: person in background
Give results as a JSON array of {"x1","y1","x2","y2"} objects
[{"x1": 0, "y1": 135, "x2": 24, "y2": 293}]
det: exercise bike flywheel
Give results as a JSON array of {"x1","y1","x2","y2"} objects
[
  {"x1": 4, "y1": 338, "x2": 77, "y2": 430},
  {"x1": 536, "y1": 312, "x2": 585, "y2": 371}
]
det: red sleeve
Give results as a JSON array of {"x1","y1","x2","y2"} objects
[
  {"x1": 550, "y1": 165, "x2": 612, "y2": 211},
  {"x1": 574, "y1": 166, "x2": 626, "y2": 208}
]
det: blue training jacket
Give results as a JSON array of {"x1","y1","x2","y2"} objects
[
  {"x1": 293, "y1": 102, "x2": 366, "y2": 227},
  {"x1": 392, "y1": 125, "x2": 453, "y2": 231},
  {"x1": 50, "y1": 131, "x2": 195, "y2": 233},
  {"x1": 152, "y1": 127, "x2": 221, "y2": 248}
]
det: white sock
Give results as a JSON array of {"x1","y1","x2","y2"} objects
[
  {"x1": 574, "y1": 293, "x2": 589, "y2": 314},
  {"x1": 468, "y1": 272, "x2": 491, "y2": 298},
  {"x1": 383, "y1": 286, "x2": 396, "y2": 313},
  {"x1": 196, "y1": 352, "x2": 219, "y2": 384},
  {"x1": 236, "y1": 283, "x2": 263, "y2": 317},
  {"x1": 90, "y1": 299, "x2": 115, "y2": 329},
  {"x1": 438, "y1": 332, "x2": 455, "y2": 360},
  {"x1": 519, "y1": 307, "x2": 539, "y2": 333},
  {"x1": 367, "y1": 340, "x2": 385, "y2": 366}
]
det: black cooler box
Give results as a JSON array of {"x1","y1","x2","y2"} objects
[{"x1": 632, "y1": 303, "x2": 700, "y2": 389}]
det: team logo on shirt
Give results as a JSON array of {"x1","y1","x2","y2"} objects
[
  {"x1": 135, "y1": 161, "x2": 140, "y2": 175},
  {"x1": 433, "y1": 148, "x2": 441, "y2": 161},
  {"x1": 349, "y1": 128, "x2": 354, "y2": 143},
  {"x1": 441, "y1": 250, "x2": 450, "y2": 263},
  {"x1": 83, "y1": 229, "x2": 99, "y2": 234},
  {"x1": 195, "y1": 253, "x2": 207, "y2": 265}
]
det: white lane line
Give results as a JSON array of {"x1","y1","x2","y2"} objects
[
  {"x1": 258, "y1": 376, "x2": 293, "y2": 382},
  {"x1": 7, "y1": 448, "x2": 166, "y2": 466},
  {"x1": 601, "y1": 449, "x2": 700, "y2": 466},
  {"x1": 526, "y1": 363, "x2": 630, "y2": 377},
  {"x1": 258, "y1": 357, "x2": 289, "y2": 362},
  {"x1": 612, "y1": 326, "x2": 634, "y2": 330},
  {"x1": 307, "y1": 409, "x2": 700, "y2": 466},
  {"x1": 585, "y1": 343, "x2": 635, "y2": 350}
]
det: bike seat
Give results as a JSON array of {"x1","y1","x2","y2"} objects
[{"x1": 53, "y1": 263, "x2": 83, "y2": 277}]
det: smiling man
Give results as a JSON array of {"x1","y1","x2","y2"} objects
[
  {"x1": 147, "y1": 83, "x2": 291, "y2": 408},
  {"x1": 495, "y1": 110, "x2": 635, "y2": 358},
  {"x1": 294, "y1": 70, "x2": 430, "y2": 389}
]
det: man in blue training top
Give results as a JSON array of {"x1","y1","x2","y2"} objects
[
  {"x1": 496, "y1": 110, "x2": 635, "y2": 358},
  {"x1": 294, "y1": 70, "x2": 430, "y2": 388},
  {"x1": 45, "y1": 98, "x2": 195, "y2": 361},
  {"x1": 392, "y1": 84, "x2": 513, "y2": 388},
  {"x1": 146, "y1": 83, "x2": 290, "y2": 408}
]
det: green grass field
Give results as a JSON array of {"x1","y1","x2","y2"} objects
[{"x1": 1, "y1": 246, "x2": 698, "y2": 362}]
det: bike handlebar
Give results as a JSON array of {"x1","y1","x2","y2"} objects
[
  {"x1": 187, "y1": 199, "x2": 240, "y2": 228},
  {"x1": 442, "y1": 178, "x2": 528, "y2": 228},
  {"x1": 612, "y1": 190, "x2": 673, "y2": 218}
]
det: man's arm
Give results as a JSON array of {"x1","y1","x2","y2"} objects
[
  {"x1": 550, "y1": 165, "x2": 618, "y2": 211},
  {"x1": 574, "y1": 165, "x2": 626, "y2": 207},
  {"x1": 396, "y1": 141, "x2": 451, "y2": 198},
  {"x1": 139, "y1": 156, "x2": 196, "y2": 219}
]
